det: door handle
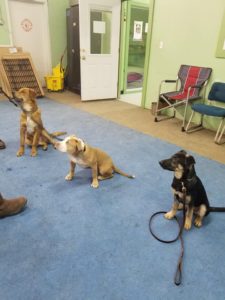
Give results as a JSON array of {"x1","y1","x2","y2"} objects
[{"x1": 81, "y1": 55, "x2": 86, "y2": 60}]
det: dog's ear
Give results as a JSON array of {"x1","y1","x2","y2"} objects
[
  {"x1": 77, "y1": 138, "x2": 85, "y2": 152},
  {"x1": 179, "y1": 149, "x2": 187, "y2": 155},
  {"x1": 29, "y1": 88, "x2": 36, "y2": 98},
  {"x1": 186, "y1": 155, "x2": 195, "y2": 167}
]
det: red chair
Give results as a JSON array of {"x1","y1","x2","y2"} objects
[{"x1": 154, "y1": 65, "x2": 212, "y2": 131}]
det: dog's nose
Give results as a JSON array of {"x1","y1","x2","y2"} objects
[
  {"x1": 54, "y1": 142, "x2": 59, "y2": 149},
  {"x1": 159, "y1": 160, "x2": 164, "y2": 168},
  {"x1": 159, "y1": 159, "x2": 169, "y2": 170},
  {"x1": 159, "y1": 159, "x2": 173, "y2": 171}
]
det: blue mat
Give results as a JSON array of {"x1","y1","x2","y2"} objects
[{"x1": 0, "y1": 98, "x2": 225, "y2": 300}]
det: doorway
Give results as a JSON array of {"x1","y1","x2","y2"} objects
[
  {"x1": 8, "y1": 0, "x2": 51, "y2": 85},
  {"x1": 119, "y1": 1, "x2": 150, "y2": 106}
]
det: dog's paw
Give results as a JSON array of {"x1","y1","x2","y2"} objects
[
  {"x1": 30, "y1": 150, "x2": 37, "y2": 157},
  {"x1": 164, "y1": 211, "x2": 175, "y2": 219},
  {"x1": 17, "y1": 149, "x2": 24, "y2": 157},
  {"x1": 42, "y1": 145, "x2": 48, "y2": 151},
  {"x1": 91, "y1": 181, "x2": 99, "y2": 188},
  {"x1": 184, "y1": 219, "x2": 192, "y2": 230},
  {"x1": 194, "y1": 217, "x2": 202, "y2": 228},
  {"x1": 178, "y1": 203, "x2": 184, "y2": 210},
  {"x1": 65, "y1": 174, "x2": 74, "y2": 181}
]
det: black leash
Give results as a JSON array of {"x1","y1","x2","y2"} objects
[
  {"x1": 0, "y1": 88, "x2": 19, "y2": 107},
  {"x1": 149, "y1": 186, "x2": 186, "y2": 285}
]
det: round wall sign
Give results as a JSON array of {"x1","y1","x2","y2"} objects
[{"x1": 21, "y1": 19, "x2": 33, "y2": 32}]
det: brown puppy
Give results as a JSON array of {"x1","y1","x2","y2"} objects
[
  {"x1": 55, "y1": 135, "x2": 135, "y2": 188},
  {"x1": 15, "y1": 87, "x2": 65, "y2": 157}
]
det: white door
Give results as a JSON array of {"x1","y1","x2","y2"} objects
[
  {"x1": 8, "y1": 0, "x2": 51, "y2": 85},
  {"x1": 79, "y1": 0, "x2": 121, "y2": 101}
]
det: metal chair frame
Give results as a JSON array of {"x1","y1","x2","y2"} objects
[
  {"x1": 186, "y1": 95, "x2": 225, "y2": 145},
  {"x1": 154, "y1": 78, "x2": 208, "y2": 131}
]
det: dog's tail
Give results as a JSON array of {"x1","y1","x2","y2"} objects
[
  {"x1": 51, "y1": 131, "x2": 67, "y2": 137},
  {"x1": 209, "y1": 206, "x2": 225, "y2": 212},
  {"x1": 113, "y1": 166, "x2": 135, "y2": 179},
  {"x1": 41, "y1": 129, "x2": 66, "y2": 144}
]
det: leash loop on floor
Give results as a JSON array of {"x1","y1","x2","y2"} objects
[{"x1": 149, "y1": 211, "x2": 182, "y2": 243}]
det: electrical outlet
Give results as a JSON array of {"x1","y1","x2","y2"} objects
[{"x1": 159, "y1": 41, "x2": 164, "y2": 49}]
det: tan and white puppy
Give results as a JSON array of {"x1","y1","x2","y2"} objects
[{"x1": 55, "y1": 135, "x2": 135, "y2": 188}]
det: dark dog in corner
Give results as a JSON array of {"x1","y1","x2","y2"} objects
[{"x1": 159, "y1": 150, "x2": 225, "y2": 230}]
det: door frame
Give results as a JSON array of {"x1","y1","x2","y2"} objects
[
  {"x1": 120, "y1": 1, "x2": 149, "y2": 94},
  {"x1": 1, "y1": 0, "x2": 13, "y2": 46},
  {"x1": 141, "y1": 0, "x2": 155, "y2": 108},
  {"x1": 118, "y1": 0, "x2": 155, "y2": 107}
]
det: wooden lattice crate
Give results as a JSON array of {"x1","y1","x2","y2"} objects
[{"x1": 0, "y1": 52, "x2": 44, "y2": 98}]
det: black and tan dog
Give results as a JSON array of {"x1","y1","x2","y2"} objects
[
  {"x1": 15, "y1": 88, "x2": 65, "y2": 157},
  {"x1": 159, "y1": 150, "x2": 222, "y2": 230},
  {"x1": 159, "y1": 150, "x2": 225, "y2": 230}
]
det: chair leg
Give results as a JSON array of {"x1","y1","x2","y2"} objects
[
  {"x1": 185, "y1": 111, "x2": 204, "y2": 133},
  {"x1": 214, "y1": 119, "x2": 225, "y2": 144},
  {"x1": 173, "y1": 107, "x2": 176, "y2": 118},
  {"x1": 185, "y1": 111, "x2": 195, "y2": 132},
  {"x1": 154, "y1": 96, "x2": 176, "y2": 122},
  {"x1": 200, "y1": 113, "x2": 204, "y2": 125},
  {"x1": 181, "y1": 100, "x2": 189, "y2": 132},
  {"x1": 154, "y1": 98, "x2": 161, "y2": 122}
]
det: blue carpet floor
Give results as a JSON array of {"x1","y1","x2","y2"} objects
[{"x1": 0, "y1": 98, "x2": 225, "y2": 300}]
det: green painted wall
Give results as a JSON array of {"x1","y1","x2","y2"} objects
[
  {"x1": 48, "y1": 0, "x2": 69, "y2": 67},
  {"x1": 216, "y1": 10, "x2": 225, "y2": 58},
  {"x1": 144, "y1": 0, "x2": 225, "y2": 130},
  {"x1": 0, "y1": 0, "x2": 11, "y2": 45}
]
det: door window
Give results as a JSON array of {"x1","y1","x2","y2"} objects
[{"x1": 90, "y1": 9, "x2": 112, "y2": 54}]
